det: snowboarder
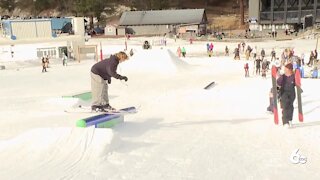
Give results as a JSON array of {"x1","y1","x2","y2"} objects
[
  {"x1": 277, "y1": 63, "x2": 296, "y2": 128},
  {"x1": 90, "y1": 51, "x2": 129, "y2": 112}
]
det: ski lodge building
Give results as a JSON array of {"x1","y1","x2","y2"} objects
[
  {"x1": 248, "y1": 0, "x2": 320, "y2": 32},
  {"x1": 117, "y1": 9, "x2": 208, "y2": 36}
]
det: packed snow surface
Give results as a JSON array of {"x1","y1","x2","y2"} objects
[{"x1": 0, "y1": 37, "x2": 320, "y2": 179}]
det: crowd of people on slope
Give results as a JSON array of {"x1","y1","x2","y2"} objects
[
  {"x1": 40, "y1": 49, "x2": 71, "y2": 72},
  {"x1": 232, "y1": 41, "x2": 320, "y2": 79}
]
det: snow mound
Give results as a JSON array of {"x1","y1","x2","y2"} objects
[
  {"x1": 120, "y1": 49, "x2": 191, "y2": 74},
  {"x1": 0, "y1": 127, "x2": 113, "y2": 179}
]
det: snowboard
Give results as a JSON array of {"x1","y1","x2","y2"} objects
[
  {"x1": 295, "y1": 69, "x2": 304, "y2": 122},
  {"x1": 271, "y1": 65, "x2": 279, "y2": 125},
  {"x1": 65, "y1": 105, "x2": 137, "y2": 115}
]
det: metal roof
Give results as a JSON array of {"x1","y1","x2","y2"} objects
[{"x1": 119, "y1": 9, "x2": 207, "y2": 26}]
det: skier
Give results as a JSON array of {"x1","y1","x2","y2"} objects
[
  {"x1": 90, "y1": 51, "x2": 129, "y2": 112},
  {"x1": 277, "y1": 63, "x2": 295, "y2": 128}
]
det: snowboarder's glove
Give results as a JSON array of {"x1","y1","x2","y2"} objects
[
  {"x1": 107, "y1": 79, "x2": 111, "y2": 84},
  {"x1": 120, "y1": 76, "x2": 128, "y2": 82}
]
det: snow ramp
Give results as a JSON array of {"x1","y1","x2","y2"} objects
[
  {"x1": 0, "y1": 127, "x2": 113, "y2": 179},
  {"x1": 120, "y1": 48, "x2": 191, "y2": 74}
]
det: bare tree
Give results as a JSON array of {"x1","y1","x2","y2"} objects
[{"x1": 239, "y1": 0, "x2": 244, "y2": 26}]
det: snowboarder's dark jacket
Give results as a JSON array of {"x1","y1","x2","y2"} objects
[{"x1": 91, "y1": 55, "x2": 124, "y2": 83}]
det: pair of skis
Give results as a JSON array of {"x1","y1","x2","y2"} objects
[{"x1": 271, "y1": 65, "x2": 303, "y2": 125}]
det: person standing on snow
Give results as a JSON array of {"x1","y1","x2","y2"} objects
[
  {"x1": 208, "y1": 43, "x2": 214, "y2": 57},
  {"x1": 252, "y1": 46, "x2": 257, "y2": 60},
  {"x1": 261, "y1": 48, "x2": 266, "y2": 60},
  {"x1": 41, "y1": 57, "x2": 47, "y2": 73},
  {"x1": 90, "y1": 51, "x2": 129, "y2": 112},
  {"x1": 261, "y1": 59, "x2": 268, "y2": 78},
  {"x1": 234, "y1": 47, "x2": 240, "y2": 60},
  {"x1": 181, "y1": 47, "x2": 186, "y2": 57},
  {"x1": 244, "y1": 62, "x2": 249, "y2": 77},
  {"x1": 254, "y1": 56, "x2": 262, "y2": 75},
  {"x1": 62, "y1": 51, "x2": 68, "y2": 66},
  {"x1": 277, "y1": 63, "x2": 296, "y2": 128},
  {"x1": 225, "y1": 46, "x2": 229, "y2": 56},
  {"x1": 177, "y1": 46, "x2": 182, "y2": 57},
  {"x1": 271, "y1": 48, "x2": 276, "y2": 61},
  {"x1": 206, "y1": 43, "x2": 210, "y2": 53},
  {"x1": 209, "y1": 43, "x2": 214, "y2": 52}
]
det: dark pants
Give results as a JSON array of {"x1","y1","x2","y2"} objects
[
  {"x1": 280, "y1": 91, "x2": 296, "y2": 125},
  {"x1": 256, "y1": 66, "x2": 260, "y2": 75},
  {"x1": 244, "y1": 68, "x2": 249, "y2": 77}
]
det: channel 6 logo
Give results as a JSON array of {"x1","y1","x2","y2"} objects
[{"x1": 290, "y1": 149, "x2": 307, "y2": 164}]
